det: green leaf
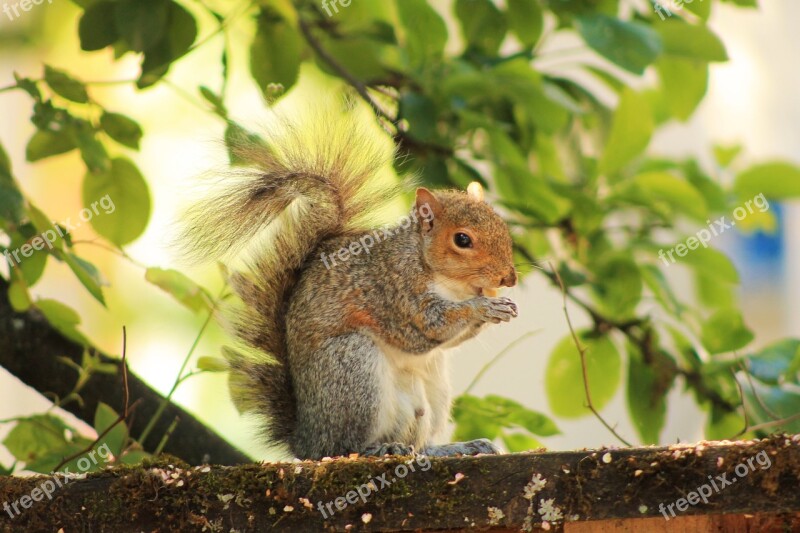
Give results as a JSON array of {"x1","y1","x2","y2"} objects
[
  {"x1": 8, "y1": 276, "x2": 32, "y2": 312},
  {"x1": 27, "y1": 203, "x2": 65, "y2": 250},
  {"x1": 0, "y1": 182, "x2": 24, "y2": 224},
  {"x1": 684, "y1": 160, "x2": 728, "y2": 212},
  {"x1": 641, "y1": 264, "x2": 683, "y2": 315},
  {"x1": 36, "y1": 299, "x2": 87, "y2": 344},
  {"x1": 145, "y1": 267, "x2": 211, "y2": 313},
  {"x1": 250, "y1": 8, "x2": 303, "y2": 95},
  {"x1": 115, "y1": 0, "x2": 168, "y2": 52},
  {"x1": 546, "y1": 332, "x2": 621, "y2": 418},
  {"x1": 71, "y1": 120, "x2": 110, "y2": 174},
  {"x1": 734, "y1": 162, "x2": 800, "y2": 200},
  {"x1": 454, "y1": 59, "x2": 573, "y2": 134},
  {"x1": 591, "y1": 255, "x2": 642, "y2": 321},
  {"x1": 685, "y1": 0, "x2": 712, "y2": 20},
  {"x1": 82, "y1": 157, "x2": 151, "y2": 246},
  {"x1": 705, "y1": 406, "x2": 746, "y2": 441},
  {"x1": 655, "y1": 22, "x2": 728, "y2": 62},
  {"x1": 2, "y1": 415, "x2": 70, "y2": 464},
  {"x1": 0, "y1": 140, "x2": 11, "y2": 179},
  {"x1": 678, "y1": 247, "x2": 739, "y2": 284},
  {"x1": 8, "y1": 230, "x2": 49, "y2": 285},
  {"x1": 713, "y1": 144, "x2": 742, "y2": 168},
  {"x1": 26, "y1": 129, "x2": 77, "y2": 162},
  {"x1": 747, "y1": 339, "x2": 800, "y2": 385},
  {"x1": 455, "y1": 0, "x2": 507, "y2": 55},
  {"x1": 721, "y1": 0, "x2": 758, "y2": 6},
  {"x1": 701, "y1": 309, "x2": 754, "y2": 355},
  {"x1": 43, "y1": 66, "x2": 89, "y2": 104},
  {"x1": 199, "y1": 86, "x2": 227, "y2": 118},
  {"x1": 657, "y1": 57, "x2": 708, "y2": 121},
  {"x1": 501, "y1": 433, "x2": 543, "y2": 452},
  {"x1": 395, "y1": 0, "x2": 447, "y2": 67},
  {"x1": 575, "y1": 14, "x2": 662, "y2": 74},
  {"x1": 62, "y1": 252, "x2": 106, "y2": 306},
  {"x1": 506, "y1": 0, "x2": 543, "y2": 48},
  {"x1": 452, "y1": 394, "x2": 559, "y2": 441},
  {"x1": 94, "y1": 402, "x2": 127, "y2": 457},
  {"x1": 399, "y1": 92, "x2": 437, "y2": 142},
  {"x1": 138, "y1": 1, "x2": 198, "y2": 88},
  {"x1": 79, "y1": 1, "x2": 119, "y2": 51},
  {"x1": 695, "y1": 271, "x2": 736, "y2": 310},
  {"x1": 627, "y1": 346, "x2": 673, "y2": 444},
  {"x1": 599, "y1": 89, "x2": 653, "y2": 175},
  {"x1": 631, "y1": 171, "x2": 708, "y2": 220},
  {"x1": 26, "y1": 436, "x2": 98, "y2": 474},
  {"x1": 224, "y1": 122, "x2": 266, "y2": 166},
  {"x1": 485, "y1": 125, "x2": 571, "y2": 223},
  {"x1": 487, "y1": 395, "x2": 559, "y2": 436},
  {"x1": 100, "y1": 112, "x2": 143, "y2": 150},
  {"x1": 119, "y1": 449, "x2": 150, "y2": 465},
  {"x1": 743, "y1": 381, "x2": 800, "y2": 434}
]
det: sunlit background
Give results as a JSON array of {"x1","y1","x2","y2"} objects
[{"x1": 1, "y1": 0, "x2": 798, "y2": 464}]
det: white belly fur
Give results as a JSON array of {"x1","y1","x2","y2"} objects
[
  {"x1": 369, "y1": 340, "x2": 452, "y2": 449},
  {"x1": 367, "y1": 277, "x2": 479, "y2": 448}
]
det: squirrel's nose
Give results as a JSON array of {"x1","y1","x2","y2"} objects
[{"x1": 500, "y1": 268, "x2": 517, "y2": 288}]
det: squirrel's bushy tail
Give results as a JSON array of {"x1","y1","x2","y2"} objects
[{"x1": 178, "y1": 102, "x2": 400, "y2": 450}]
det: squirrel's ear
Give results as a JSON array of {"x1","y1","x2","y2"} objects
[{"x1": 415, "y1": 187, "x2": 440, "y2": 233}]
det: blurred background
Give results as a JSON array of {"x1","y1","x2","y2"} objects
[{"x1": 0, "y1": 0, "x2": 798, "y2": 463}]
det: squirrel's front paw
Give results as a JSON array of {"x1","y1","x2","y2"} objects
[{"x1": 473, "y1": 296, "x2": 518, "y2": 323}]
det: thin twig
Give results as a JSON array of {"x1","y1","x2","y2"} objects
[
  {"x1": 71, "y1": 239, "x2": 147, "y2": 269},
  {"x1": 739, "y1": 359, "x2": 782, "y2": 420},
  {"x1": 464, "y1": 330, "x2": 542, "y2": 395},
  {"x1": 746, "y1": 412, "x2": 800, "y2": 433},
  {"x1": 153, "y1": 416, "x2": 181, "y2": 456},
  {"x1": 729, "y1": 368, "x2": 750, "y2": 439},
  {"x1": 298, "y1": 17, "x2": 394, "y2": 123},
  {"x1": 550, "y1": 262, "x2": 632, "y2": 447},
  {"x1": 137, "y1": 285, "x2": 225, "y2": 445},
  {"x1": 54, "y1": 327, "x2": 134, "y2": 472},
  {"x1": 185, "y1": 0, "x2": 254, "y2": 59}
]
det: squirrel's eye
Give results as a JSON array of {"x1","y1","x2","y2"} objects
[{"x1": 454, "y1": 232, "x2": 472, "y2": 248}]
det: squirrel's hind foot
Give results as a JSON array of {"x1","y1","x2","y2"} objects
[
  {"x1": 361, "y1": 442, "x2": 417, "y2": 457},
  {"x1": 422, "y1": 438, "x2": 502, "y2": 457}
]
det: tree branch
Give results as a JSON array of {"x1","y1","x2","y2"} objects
[
  {"x1": 1, "y1": 435, "x2": 797, "y2": 530},
  {"x1": 0, "y1": 277, "x2": 250, "y2": 466}
]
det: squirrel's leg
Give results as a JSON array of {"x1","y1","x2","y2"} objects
[{"x1": 289, "y1": 333, "x2": 417, "y2": 459}]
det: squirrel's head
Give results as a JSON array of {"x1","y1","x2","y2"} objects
[{"x1": 415, "y1": 183, "x2": 516, "y2": 300}]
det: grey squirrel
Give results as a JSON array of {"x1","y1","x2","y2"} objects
[{"x1": 179, "y1": 102, "x2": 519, "y2": 459}]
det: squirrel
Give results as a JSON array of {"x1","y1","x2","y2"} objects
[{"x1": 178, "y1": 101, "x2": 519, "y2": 460}]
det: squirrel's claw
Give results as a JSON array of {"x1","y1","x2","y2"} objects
[
  {"x1": 473, "y1": 296, "x2": 519, "y2": 323},
  {"x1": 361, "y1": 442, "x2": 416, "y2": 457}
]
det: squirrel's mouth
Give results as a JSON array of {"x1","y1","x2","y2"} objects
[{"x1": 476, "y1": 287, "x2": 500, "y2": 297}]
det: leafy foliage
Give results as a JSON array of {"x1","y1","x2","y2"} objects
[{"x1": 2, "y1": 0, "x2": 799, "y2": 461}]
